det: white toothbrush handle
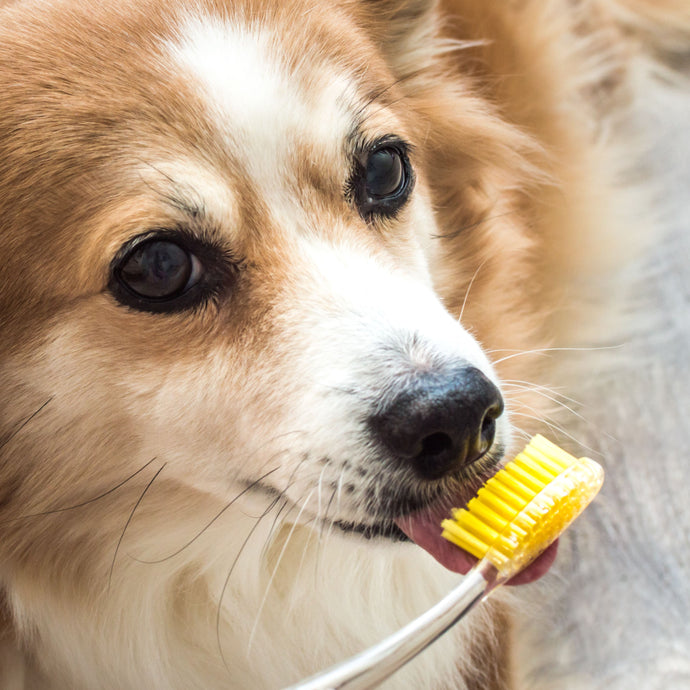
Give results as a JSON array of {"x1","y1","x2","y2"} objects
[{"x1": 285, "y1": 561, "x2": 496, "y2": 690}]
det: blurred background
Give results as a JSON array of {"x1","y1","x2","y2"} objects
[{"x1": 518, "y1": 61, "x2": 690, "y2": 689}]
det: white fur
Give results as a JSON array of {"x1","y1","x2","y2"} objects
[{"x1": 170, "y1": 16, "x2": 362, "y2": 220}]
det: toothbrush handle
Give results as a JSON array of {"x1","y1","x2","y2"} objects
[{"x1": 285, "y1": 562, "x2": 496, "y2": 690}]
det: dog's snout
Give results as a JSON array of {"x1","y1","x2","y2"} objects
[{"x1": 369, "y1": 366, "x2": 504, "y2": 480}]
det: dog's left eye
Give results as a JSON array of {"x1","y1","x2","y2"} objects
[
  {"x1": 118, "y1": 239, "x2": 200, "y2": 299},
  {"x1": 351, "y1": 139, "x2": 414, "y2": 220},
  {"x1": 365, "y1": 148, "x2": 405, "y2": 199}
]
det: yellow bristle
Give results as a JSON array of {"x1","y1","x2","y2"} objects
[
  {"x1": 512, "y1": 456, "x2": 557, "y2": 482},
  {"x1": 503, "y1": 463, "x2": 544, "y2": 493},
  {"x1": 519, "y1": 445, "x2": 560, "y2": 469},
  {"x1": 483, "y1": 481, "x2": 525, "y2": 509},
  {"x1": 453, "y1": 511, "x2": 499, "y2": 544},
  {"x1": 528, "y1": 435, "x2": 577, "y2": 468},
  {"x1": 474, "y1": 488, "x2": 515, "y2": 520},
  {"x1": 493, "y1": 472, "x2": 533, "y2": 500},
  {"x1": 441, "y1": 436, "x2": 604, "y2": 578},
  {"x1": 441, "y1": 520, "x2": 488, "y2": 559},
  {"x1": 466, "y1": 498, "x2": 508, "y2": 532}
]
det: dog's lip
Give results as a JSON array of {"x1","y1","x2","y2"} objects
[{"x1": 332, "y1": 519, "x2": 408, "y2": 541}]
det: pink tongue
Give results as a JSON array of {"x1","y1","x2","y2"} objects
[{"x1": 395, "y1": 504, "x2": 559, "y2": 586}]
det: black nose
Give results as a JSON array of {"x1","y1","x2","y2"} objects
[{"x1": 368, "y1": 366, "x2": 504, "y2": 480}]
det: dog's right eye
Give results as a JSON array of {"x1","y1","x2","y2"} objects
[{"x1": 108, "y1": 231, "x2": 231, "y2": 314}]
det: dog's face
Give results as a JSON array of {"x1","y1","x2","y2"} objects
[{"x1": 0, "y1": 0, "x2": 541, "y2": 583}]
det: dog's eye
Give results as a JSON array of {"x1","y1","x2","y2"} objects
[
  {"x1": 365, "y1": 148, "x2": 405, "y2": 199},
  {"x1": 118, "y1": 239, "x2": 199, "y2": 299},
  {"x1": 351, "y1": 139, "x2": 414, "y2": 220},
  {"x1": 109, "y1": 232, "x2": 230, "y2": 314}
]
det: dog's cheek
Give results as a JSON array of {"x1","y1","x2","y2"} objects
[
  {"x1": 379, "y1": 188, "x2": 442, "y2": 283},
  {"x1": 0, "y1": 340, "x2": 144, "y2": 515},
  {"x1": 6, "y1": 312, "x2": 245, "y2": 496}
]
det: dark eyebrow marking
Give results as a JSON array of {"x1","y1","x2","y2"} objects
[{"x1": 136, "y1": 159, "x2": 206, "y2": 221}]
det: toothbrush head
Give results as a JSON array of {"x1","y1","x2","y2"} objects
[{"x1": 441, "y1": 435, "x2": 604, "y2": 580}]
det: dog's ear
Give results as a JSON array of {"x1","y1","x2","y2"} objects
[{"x1": 362, "y1": 0, "x2": 439, "y2": 77}]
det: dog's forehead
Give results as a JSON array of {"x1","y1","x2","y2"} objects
[{"x1": 171, "y1": 16, "x2": 357, "y2": 148}]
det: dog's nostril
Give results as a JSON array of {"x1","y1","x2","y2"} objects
[
  {"x1": 481, "y1": 404, "x2": 500, "y2": 438},
  {"x1": 419, "y1": 432, "x2": 454, "y2": 459},
  {"x1": 479, "y1": 416, "x2": 496, "y2": 453},
  {"x1": 478, "y1": 401, "x2": 502, "y2": 451}
]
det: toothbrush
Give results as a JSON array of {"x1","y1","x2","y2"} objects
[{"x1": 285, "y1": 435, "x2": 604, "y2": 690}]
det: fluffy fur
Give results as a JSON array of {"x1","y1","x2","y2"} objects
[{"x1": 0, "y1": 1, "x2": 686, "y2": 688}]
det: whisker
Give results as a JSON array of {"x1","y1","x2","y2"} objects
[
  {"x1": 132, "y1": 430, "x2": 313, "y2": 564},
  {"x1": 246, "y1": 489, "x2": 316, "y2": 654},
  {"x1": 0, "y1": 397, "x2": 53, "y2": 453},
  {"x1": 290, "y1": 514, "x2": 321, "y2": 612},
  {"x1": 131, "y1": 466, "x2": 281, "y2": 564},
  {"x1": 257, "y1": 451, "x2": 315, "y2": 561},
  {"x1": 433, "y1": 38, "x2": 490, "y2": 55},
  {"x1": 491, "y1": 344, "x2": 623, "y2": 366},
  {"x1": 135, "y1": 159, "x2": 203, "y2": 218},
  {"x1": 260, "y1": 498, "x2": 292, "y2": 561},
  {"x1": 241, "y1": 429, "x2": 310, "y2": 481},
  {"x1": 316, "y1": 463, "x2": 328, "y2": 525},
  {"x1": 215, "y1": 496, "x2": 282, "y2": 677},
  {"x1": 509, "y1": 411, "x2": 604, "y2": 458},
  {"x1": 334, "y1": 465, "x2": 347, "y2": 519},
  {"x1": 502, "y1": 380, "x2": 621, "y2": 446},
  {"x1": 0, "y1": 457, "x2": 159, "y2": 526},
  {"x1": 257, "y1": 495, "x2": 319, "y2": 621},
  {"x1": 252, "y1": 429, "x2": 309, "y2": 460},
  {"x1": 510, "y1": 424, "x2": 533, "y2": 445},
  {"x1": 314, "y1": 481, "x2": 340, "y2": 582},
  {"x1": 502, "y1": 382, "x2": 589, "y2": 424},
  {"x1": 354, "y1": 69, "x2": 427, "y2": 125},
  {"x1": 431, "y1": 211, "x2": 515, "y2": 241},
  {"x1": 502, "y1": 379, "x2": 583, "y2": 407},
  {"x1": 458, "y1": 257, "x2": 489, "y2": 324},
  {"x1": 320, "y1": 384, "x2": 359, "y2": 395},
  {"x1": 108, "y1": 463, "x2": 166, "y2": 590}
]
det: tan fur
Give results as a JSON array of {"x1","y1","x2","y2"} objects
[{"x1": 0, "y1": 0, "x2": 686, "y2": 688}]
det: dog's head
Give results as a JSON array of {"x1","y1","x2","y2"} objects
[{"x1": 0, "y1": 0, "x2": 545, "y2": 586}]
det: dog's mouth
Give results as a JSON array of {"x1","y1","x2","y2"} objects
[
  {"x1": 250, "y1": 447, "x2": 557, "y2": 584},
  {"x1": 332, "y1": 463, "x2": 559, "y2": 586},
  {"x1": 332, "y1": 504, "x2": 558, "y2": 586}
]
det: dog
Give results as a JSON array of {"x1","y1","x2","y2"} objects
[{"x1": 0, "y1": 0, "x2": 687, "y2": 687}]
